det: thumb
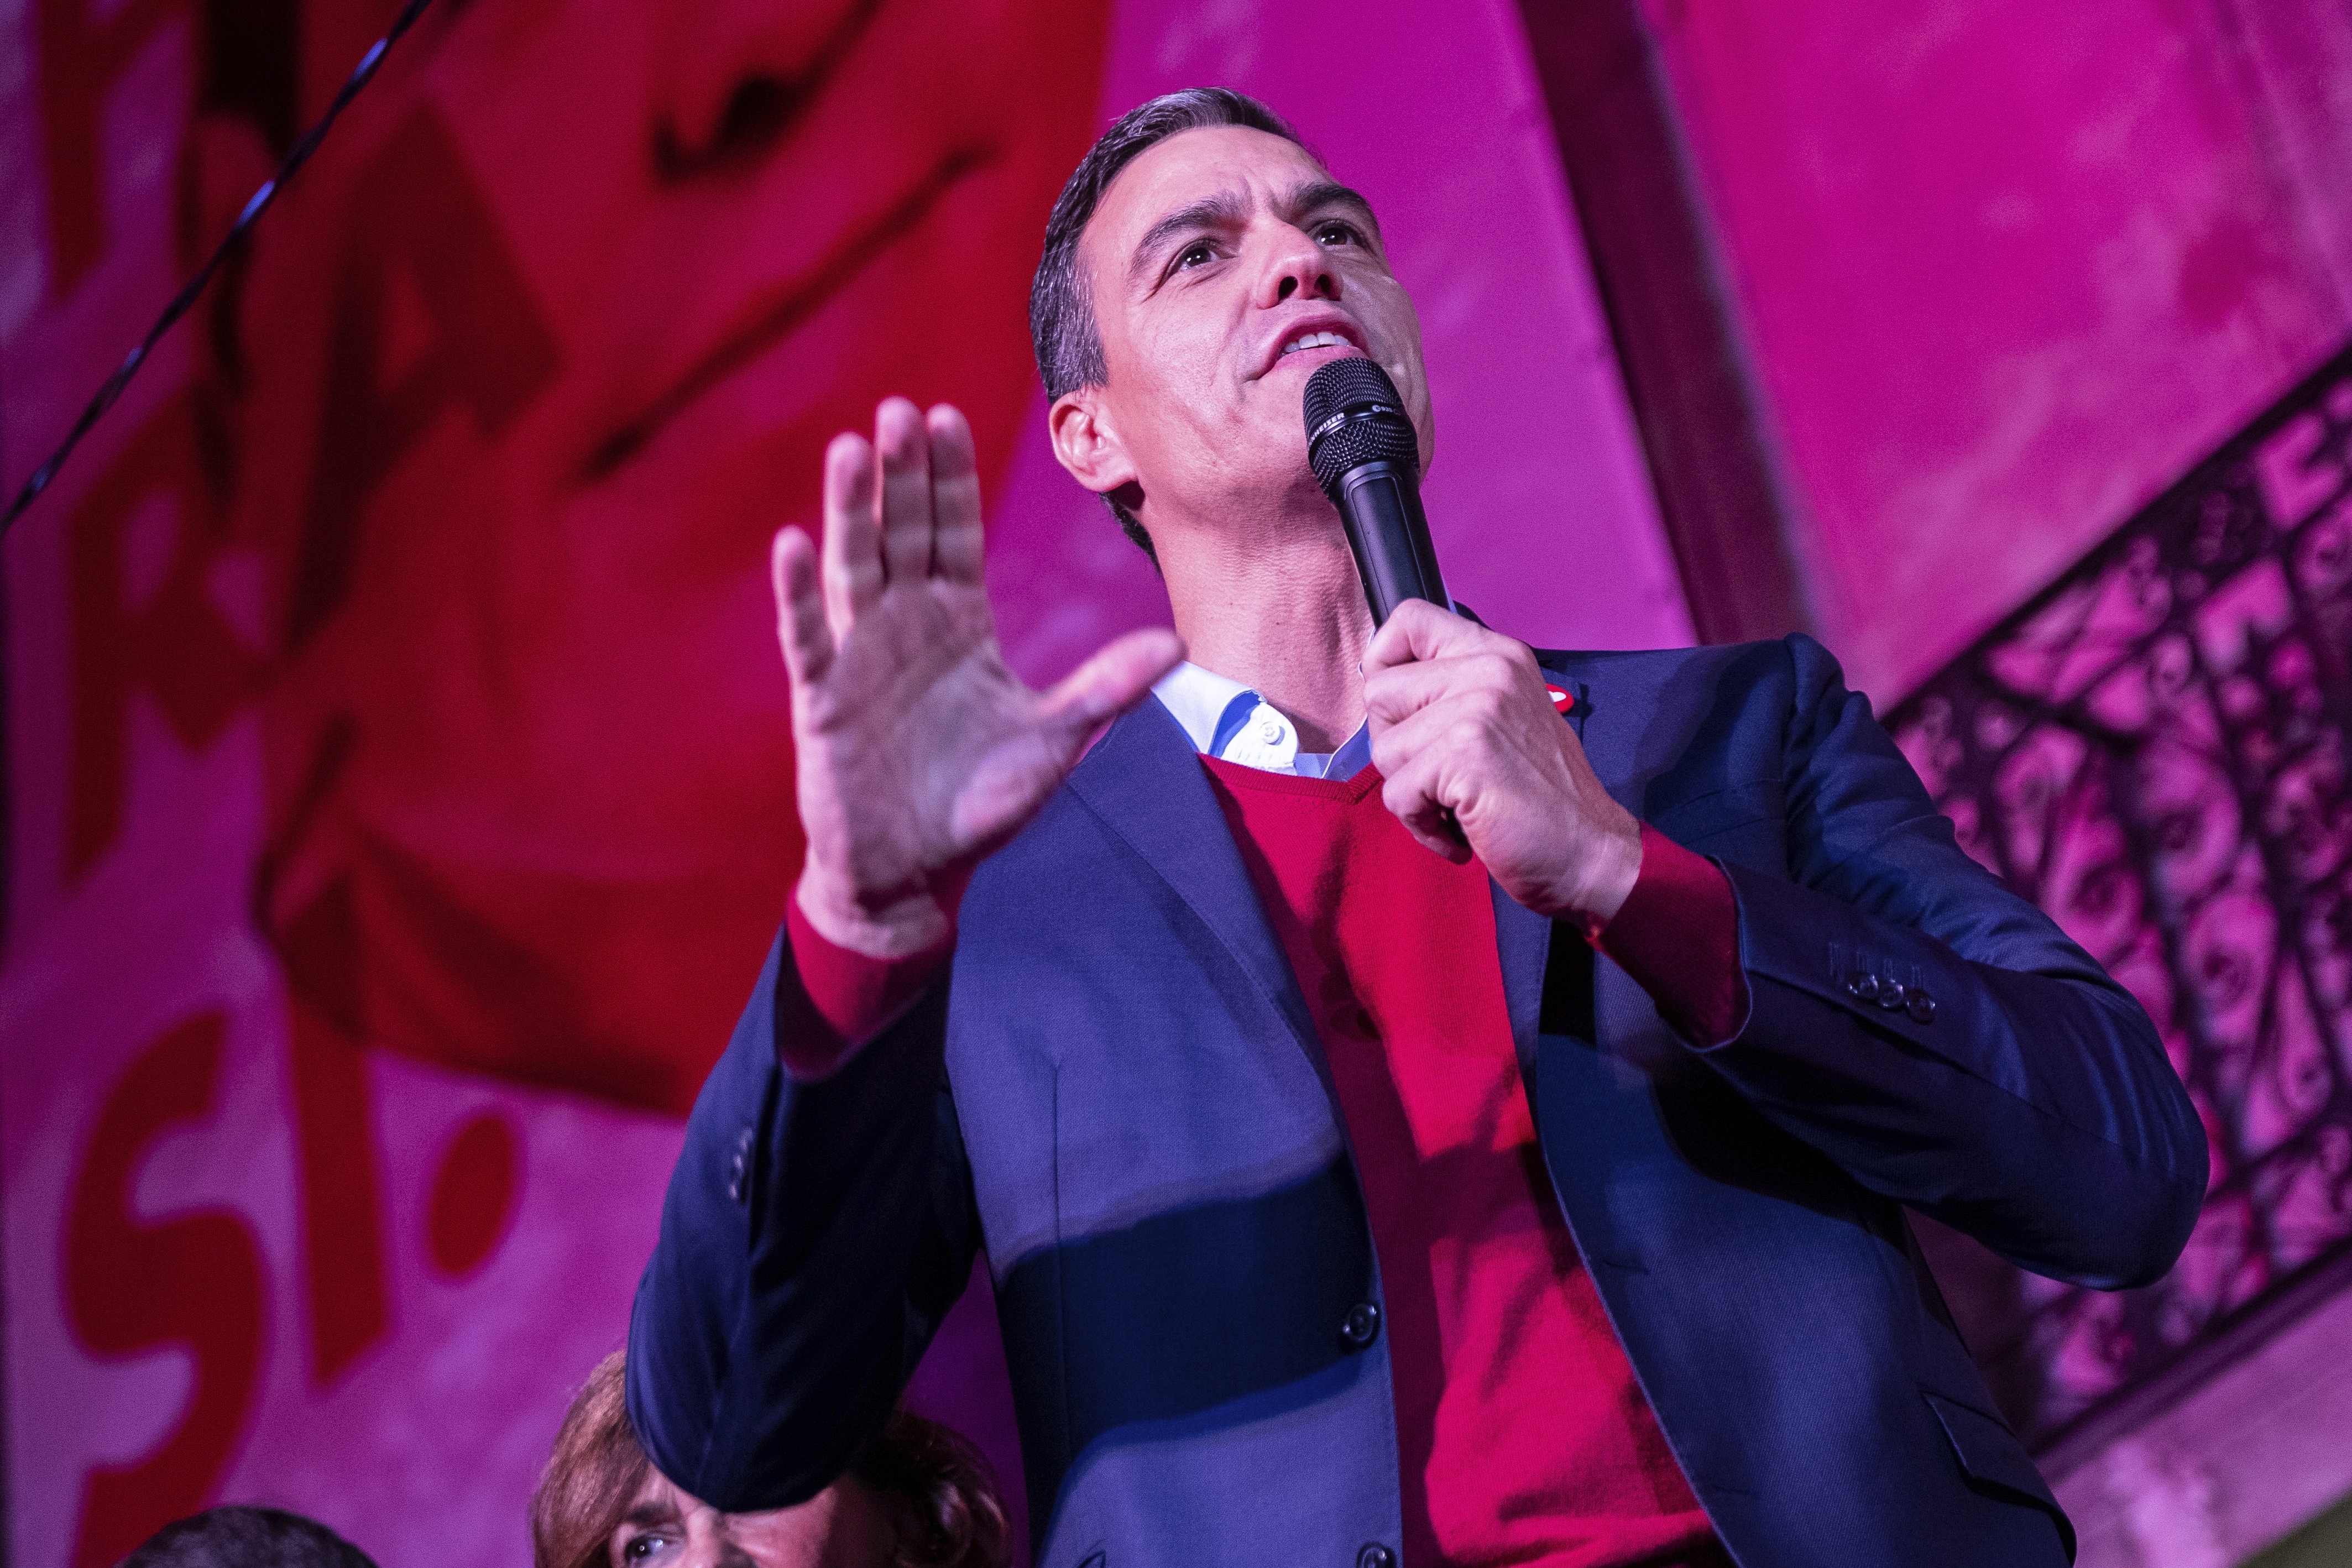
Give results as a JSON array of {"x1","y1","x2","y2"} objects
[
  {"x1": 943, "y1": 627, "x2": 1185, "y2": 856},
  {"x1": 1036, "y1": 627, "x2": 1185, "y2": 757}
]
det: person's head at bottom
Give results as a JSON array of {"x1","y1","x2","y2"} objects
[
  {"x1": 532, "y1": 1351, "x2": 1007, "y2": 1568},
  {"x1": 122, "y1": 1507, "x2": 377, "y2": 1568}
]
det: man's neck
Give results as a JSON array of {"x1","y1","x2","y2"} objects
[{"x1": 1153, "y1": 513, "x2": 1374, "y2": 754}]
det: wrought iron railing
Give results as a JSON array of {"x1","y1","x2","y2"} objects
[{"x1": 1887, "y1": 341, "x2": 2352, "y2": 1450}]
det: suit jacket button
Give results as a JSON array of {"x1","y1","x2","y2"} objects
[
  {"x1": 1907, "y1": 990, "x2": 1937, "y2": 1023},
  {"x1": 1340, "y1": 1301, "x2": 1382, "y2": 1350},
  {"x1": 1358, "y1": 1546, "x2": 1397, "y2": 1568},
  {"x1": 1849, "y1": 974, "x2": 1880, "y2": 1001},
  {"x1": 1875, "y1": 980, "x2": 1907, "y2": 1010},
  {"x1": 727, "y1": 1126, "x2": 754, "y2": 1204}
]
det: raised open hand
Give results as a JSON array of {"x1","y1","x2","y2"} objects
[{"x1": 776, "y1": 399, "x2": 1182, "y2": 958}]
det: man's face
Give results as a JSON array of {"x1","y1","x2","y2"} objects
[
  {"x1": 229, "y1": 0, "x2": 1111, "y2": 1110},
  {"x1": 1074, "y1": 125, "x2": 1432, "y2": 539}
]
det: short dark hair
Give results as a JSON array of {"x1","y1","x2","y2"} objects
[
  {"x1": 123, "y1": 1506, "x2": 378, "y2": 1568},
  {"x1": 1029, "y1": 88, "x2": 1309, "y2": 559}
]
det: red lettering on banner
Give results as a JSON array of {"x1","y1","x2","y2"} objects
[
  {"x1": 289, "y1": 104, "x2": 561, "y2": 646},
  {"x1": 69, "y1": 395, "x2": 258, "y2": 877},
  {"x1": 289, "y1": 987, "x2": 391, "y2": 1384},
  {"x1": 427, "y1": 1113, "x2": 520, "y2": 1277},
  {"x1": 256, "y1": 723, "x2": 398, "y2": 1383},
  {"x1": 37, "y1": 0, "x2": 187, "y2": 296},
  {"x1": 65, "y1": 1013, "x2": 267, "y2": 1568}
]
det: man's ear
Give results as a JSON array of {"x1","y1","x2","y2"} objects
[{"x1": 1048, "y1": 387, "x2": 1140, "y2": 499}]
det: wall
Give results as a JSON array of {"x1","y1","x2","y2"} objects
[
  {"x1": 1620, "y1": 6, "x2": 2352, "y2": 1562},
  {"x1": 1643, "y1": 0, "x2": 2352, "y2": 701}
]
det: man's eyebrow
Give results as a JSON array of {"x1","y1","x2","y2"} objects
[
  {"x1": 1281, "y1": 180, "x2": 1382, "y2": 241},
  {"x1": 1119, "y1": 192, "x2": 1251, "y2": 285},
  {"x1": 1128, "y1": 190, "x2": 1248, "y2": 283},
  {"x1": 1123, "y1": 178, "x2": 1385, "y2": 285}
]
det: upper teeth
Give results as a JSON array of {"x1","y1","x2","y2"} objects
[{"x1": 1282, "y1": 331, "x2": 1350, "y2": 355}]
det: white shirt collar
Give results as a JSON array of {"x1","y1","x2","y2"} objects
[
  {"x1": 1151, "y1": 661, "x2": 1253, "y2": 755},
  {"x1": 1152, "y1": 661, "x2": 1371, "y2": 779}
]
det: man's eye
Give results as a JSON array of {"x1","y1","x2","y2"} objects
[
  {"x1": 621, "y1": 1534, "x2": 671, "y2": 1562},
  {"x1": 1314, "y1": 221, "x2": 1361, "y2": 247},
  {"x1": 1174, "y1": 241, "x2": 1215, "y2": 271}
]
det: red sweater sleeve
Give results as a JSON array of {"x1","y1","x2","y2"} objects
[
  {"x1": 778, "y1": 895, "x2": 956, "y2": 1080},
  {"x1": 775, "y1": 826, "x2": 1742, "y2": 1073},
  {"x1": 1592, "y1": 824, "x2": 1748, "y2": 1046}
]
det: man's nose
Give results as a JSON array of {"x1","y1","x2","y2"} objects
[
  {"x1": 675, "y1": 1527, "x2": 734, "y2": 1568},
  {"x1": 651, "y1": 0, "x2": 877, "y2": 182},
  {"x1": 1253, "y1": 223, "x2": 1341, "y2": 309}
]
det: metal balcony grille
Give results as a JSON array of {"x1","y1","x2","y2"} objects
[{"x1": 1886, "y1": 341, "x2": 2352, "y2": 1449}]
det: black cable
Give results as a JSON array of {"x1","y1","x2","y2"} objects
[{"x1": 4, "y1": 0, "x2": 438, "y2": 533}]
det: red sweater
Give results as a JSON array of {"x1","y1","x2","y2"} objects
[
  {"x1": 783, "y1": 761, "x2": 1748, "y2": 1565},
  {"x1": 1200, "y1": 758, "x2": 1719, "y2": 1566}
]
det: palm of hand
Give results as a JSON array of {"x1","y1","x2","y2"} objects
[
  {"x1": 795, "y1": 578, "x2": 1070, "y2": 911},
  {"x1": 775, "y1": 401, "x2": 1180, "y2": 956}
]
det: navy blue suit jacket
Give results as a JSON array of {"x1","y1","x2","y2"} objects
[{"x1": 626, "y1": 635, "x2": 2205, "y2": 1567}]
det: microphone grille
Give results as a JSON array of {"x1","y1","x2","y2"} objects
[{"x1": 1304, "y1": 357, "x2": 1417, "y2": 492}]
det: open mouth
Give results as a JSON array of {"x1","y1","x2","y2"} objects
[
  {"x1": 583, "y1": 145, "x2": 991, "y2": 482},
  {"x1": 1258, "y1": 317, "x2": 1366, "y2": 379},
  {"x1": 1279, "y1": 330, "x2": 1359, "y2": 357}
]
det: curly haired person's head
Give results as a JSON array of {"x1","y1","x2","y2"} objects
[{"x1": 531, "y1": 1351, "x2": 1008, "y2": 1568}]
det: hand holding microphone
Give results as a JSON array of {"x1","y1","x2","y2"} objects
[{"x1": 1309, "y1": 359, "x2": 1641, "y2": 924}]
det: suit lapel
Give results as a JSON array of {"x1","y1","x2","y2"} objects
[
  {"x1": 1491, "y1": 879, "x2": 1551, "y2": 1073},
  {"x1": 1069, "y1": 663, "x2": 1637, "y2": 1089},
  {"x1": 1067, "y1": 701, "x2": 1330, "y2": 1081},
  {"x1": 1546, "y1": 656, "x2": 1641, "y2": 816},
  {"x1": 1496, "y1": 655, "x2": 1642, "y2": 1065}
]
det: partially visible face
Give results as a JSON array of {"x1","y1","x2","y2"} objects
[
  {"x1": 608, "y1": 1472, "x2": 894, "y2": 1568},
  {"x1": 1069, "y1": 124, "x2": 1431, "y2": 540},
  {"x1": 224, "y1": 0, "x2": 1111, "y2": 1110}
]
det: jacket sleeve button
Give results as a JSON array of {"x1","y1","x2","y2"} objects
[
  {"x1": 1907, "y1": 990, "x2": 1937, "y2": 1023},
  {"x1": 1357, "y1": 1546, "x2": 1397, "y2": 1568},
  {"x1": 726, "y1": 1126, "x2": 754, "y2": 1204},
  {"x1": 1875, "y1": 980, "x2": 1907, "y2": 1010},
  {"x1": 1340, "y1": 1300, "x2": 1382, "y2": 1350},
  {"x1": 1849, "y1": 973, "x2": 1880, "y2": 1001}
]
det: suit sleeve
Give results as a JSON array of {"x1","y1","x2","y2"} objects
[
  {"x1": 624, "y1": 928, "x2": 979, "y2": 1510},
  {"x1": 1693, "y1": 634, "x2": 2207, "y2": 1291}
]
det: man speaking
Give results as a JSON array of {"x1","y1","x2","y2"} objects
[{"x1": 625, "y1": 90, "x2": 2204, "y2": 1567}]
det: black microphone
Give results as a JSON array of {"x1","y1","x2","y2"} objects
[{"x1": 1304, "y1": 357, "x2": 1446, "y2": 625}]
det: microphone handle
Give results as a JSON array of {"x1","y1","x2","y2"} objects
[{"x1": 1333, "y1": 459, "x2": 1447, "y2": 625}]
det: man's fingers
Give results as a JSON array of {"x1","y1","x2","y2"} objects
[
  {"x1": 1381, "y1": 753, "x2": 1475, "y2": 863},
  {"x1": 928, "y1": 405, "x2": 986, "y2": 585},
  {"x1": 1039, "y1": 628, "x2": 1187, "y2": 748},
  {"x1": 772, "y1": 526, "x2": 834, "y2": 688},
  {"x1": 822, "y1": 432, "x2": 883, "y2": 633},
  {"x1": 1370, "y1": 702, "x2": 1482, "y2": 861},
  {"x1": 1363, "y1": 597, "x2": 1493, "y2": 675},
  {"x1": 946, "y1": 629, "x2": 1184, "y2": 855},
  {"x1": 1363, "y1": 656, "x2": 1482, "y2": 729},
  {"x1": 1366, "y1": 696, "x2": 1453, "y2": 781},
  {"x1": 876, "y1": 398, "x2": 935, "y2": 584}
]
